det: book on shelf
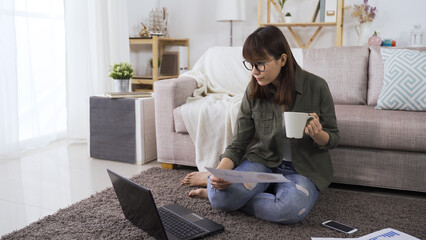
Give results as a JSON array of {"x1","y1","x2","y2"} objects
[
  {"x1": 306, "y1": 0, "x2": 320, "y2": 22},
  {"x1": 319, "y1": 0, "x2": 325, "y2": 22},
  {"x1": 105, "y1": 92, "x2": 153, "y2": 99},
  {"x1": 165, "y1": 45, "x2": 189, "y2": 74},
  {"x1": 324, "y1": 0, "x2": 337, "y2": 22}
]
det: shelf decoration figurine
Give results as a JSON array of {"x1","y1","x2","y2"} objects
[
  {"x1": 108, "y1": 62, "x2": 134, "y2": 92},
  {"x1": 350, "y1": 0, "x2": 377, "y2": 46},
  {"x1": 410, "y1": 24, "x2": 424, "y2": 47},
  {"x1": 368, "y1": 30, "x2": 382, "y2": 46},
  {"x1": 148, "y1": 7, "x2": 168, "y2": 37},
  {"x1": 139, "y1": 23, "x2": 150, "y2": 38}
]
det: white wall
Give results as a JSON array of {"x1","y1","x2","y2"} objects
[{"x1": 127, "y1": 0, "x2": 426, "y2": 69}]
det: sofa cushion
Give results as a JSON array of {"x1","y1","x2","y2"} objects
[
  {"x1": 335, "y1": 105, "x2": 426, "y2": 152},
  {"x1": 368, "y1": 46, "x2": 426, "y2": 106},
  {"x1": 173, "y1": 106, "x2": 188, "y2": 134},
  {"x1": 375, "y1": 48, "x2": 426, "y2": 111},
  {"x1": 303, "y1": 46, "x2": 369, "y2": 105}
]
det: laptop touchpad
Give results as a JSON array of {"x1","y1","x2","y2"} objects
[{"x1": 183, "y1": 213, "x2": 203, "y2": 222}]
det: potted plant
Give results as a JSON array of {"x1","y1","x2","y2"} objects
[
  {"x1": 285, "y1": 12, "x2": 292, "y2": 23},
  {"x1": 368, "y1": 30, "x2": 382, "y2": 46},
  {"x1": 277, "y1": 0, "x2": 287, "y2": 22},
  {"x1": 108, "y1": 62, "x2": 134, "y2": 92},
  {"x1": 149, "y1": 57, "x2": 162, "y2": 76}
]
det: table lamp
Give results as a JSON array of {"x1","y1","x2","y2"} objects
[{"x1": 216, "y1": 0, "x2": 246, "y2": 46}]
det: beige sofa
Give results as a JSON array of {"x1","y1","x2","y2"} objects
[{"x1": 154, "y1": 46, "x2": 426, "y2": 193}]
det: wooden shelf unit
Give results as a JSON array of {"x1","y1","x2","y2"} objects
[
  {"x1": 129, "y1": 36, "x2": 189, "y2": 91},
  {"x1": 257, "y1": 0, "x2": 344, "y2": 48}
]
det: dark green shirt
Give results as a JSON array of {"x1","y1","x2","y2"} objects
[{"x1": 220, "y1": 66, "x2": 339, "y2": 191}]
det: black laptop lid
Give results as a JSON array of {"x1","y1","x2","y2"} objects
[{"x1": 107, "y1": 169, "x2": 168, "y2": 240}]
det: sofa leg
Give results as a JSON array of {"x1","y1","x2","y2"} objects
[{"x1": 161, "y1": 163, "x2": 176, "y2": 170}]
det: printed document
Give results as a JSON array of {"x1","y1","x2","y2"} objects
[
  {"x1": 205, "y1": 167, "x2": 290, "y2": 183},
  {"x1": 311, "y1": 228, "x2": 420, "y2": 240}
]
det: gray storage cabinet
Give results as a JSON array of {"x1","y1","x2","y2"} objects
[{"x1": 89, "y1": 96, "x2": 156, "y2": 164}]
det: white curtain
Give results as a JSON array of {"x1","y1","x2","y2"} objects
[
  {"x1": 0, "y1": 0, "x2": 130, "y2": 157},
  {"x1": 64, "y1": 0, "x2": 130, "y2": 142},
  {"x1": 0, "y1": 0, "x2": 66, "y2": 158}
]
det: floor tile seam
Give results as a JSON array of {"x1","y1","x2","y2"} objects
[{"x1": 0, "y1": 198, "x2": 57, "y2": 211}]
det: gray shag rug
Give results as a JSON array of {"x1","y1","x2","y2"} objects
[{"x1": 2, "y1": 167, "x2": 425, "y2": 239}]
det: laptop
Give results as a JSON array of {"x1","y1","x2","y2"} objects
[{"x1": 107, "y1": 169, "x2": 224, "y2": 240}]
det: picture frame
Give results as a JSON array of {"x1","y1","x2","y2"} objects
[{"x1": 160, "y1": 52, "x2": 179, "y2": 76}]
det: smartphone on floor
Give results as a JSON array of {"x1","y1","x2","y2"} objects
[{"x1": 322, "y1": 220, "x2": 358, "y2": 234}]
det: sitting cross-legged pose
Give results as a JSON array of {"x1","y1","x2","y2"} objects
[{"x1": 184, "y1": 25, "x2": 339, "y2": 224}]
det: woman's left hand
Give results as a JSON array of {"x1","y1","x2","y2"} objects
[{"x1": 304, "y1": 113, "x2": 322, "y2": 137}]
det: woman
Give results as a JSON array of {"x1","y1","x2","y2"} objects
[{"x1": 187, "y1": 25, "x2": 339, "y2": 224}]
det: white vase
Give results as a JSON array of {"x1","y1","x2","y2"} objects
[
  {"x1": 113, "y1": 79, "x2": 130, "y2": 92},
  {"x1": 355, "y1": 22, "x2": 372, "y2": 46}
]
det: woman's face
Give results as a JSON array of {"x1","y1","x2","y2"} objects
[{"x1": 249, "y1": 53, "x2": 287, "y2": 87}]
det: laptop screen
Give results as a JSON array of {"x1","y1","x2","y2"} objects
[{"x1": 108, "y1": 170, "x2": 168, "y2": 240}]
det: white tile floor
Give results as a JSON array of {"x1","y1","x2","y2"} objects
[{"x1": 0, "y1": 140, "x2": 161, "y2": 237}]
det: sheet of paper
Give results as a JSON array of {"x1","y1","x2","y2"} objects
[
  {"x1": 311, "y1": 228, "x2": 420, "y2": 240},
  {"x1": 205, "y1": 167, "x2": 290, "y2": 183},
  {"x1": 311, "y1": 237, "x2": 350, "y2": 240},
  {"x1": 357, "y1": 228, "x2": 420, "y2": 240}
]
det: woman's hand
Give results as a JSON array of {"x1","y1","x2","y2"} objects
[
  {"x1": 304, "y1": 113, "x2": 322, "y2": 137},
  {"x1": 305, "y1": 113, "x2": 330, "y2": 146},
  {"x1": 209, "y1": 174, "x2": 232, "y2": 190},
  {"x1": 209, "y1": 157, "x2": 234, "y2": 190}
]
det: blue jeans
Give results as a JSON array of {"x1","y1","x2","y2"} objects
[{"x1": 207, "y1": 159, "x2": 319, "y2": 224}]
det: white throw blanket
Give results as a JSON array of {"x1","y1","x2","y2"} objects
[{"x1": 181, "y1": 47, "x2": 303, "y2": 171}]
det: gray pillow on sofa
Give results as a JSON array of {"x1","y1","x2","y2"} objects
[{"x1": 303, "y1": 46, "x2": 369, "y2": 105}]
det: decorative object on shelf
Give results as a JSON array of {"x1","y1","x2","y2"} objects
[
  {"x1": 410, "y1": 24, "x2": 424, "y2": 47},
  {"x1": 139, "y1": 23, "x2": 150, "y2": 38},
  {"x1": 355, "y1": 22, "x2": 371, "y2": 46},
  {"x1": 148, "y1": 8, "x2": 168, "y2": 37},
  {"x1": 277, "y1": 0, "x2": 286, "y2": 10},
  {"x1": 381, "y1": 39, "x2": 395, "y2": 47},
  {"x1": 368, "y1": 30, "x2": 382, "y2": 46},
  {"x1": 216, "y1": 0, "x2": 246, "y2": 46},
  {"x1": 350, "y1": 0, "x2": 377, "y2": 46},
  {"x1": 277, "y1": 0, "x2": 287, "y2": 22},
  {"x1": 321, "y1": 0, "x2": 337, "y2": 23},
  {"x1": 108, "y1": 62, "x2": 134, "y2": 92},
  {"x1": 284, "y1": 12, "x2": 292, "y2": 23},
  {"x1": 161, "y1": 52, "x2": 179, "y2": 76},
  {"x1": 150, "y1": 57, "x2": 162, "y2": 75}
]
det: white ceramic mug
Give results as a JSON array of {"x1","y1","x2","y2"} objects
[{"x1": 284, "y1": 112, "x2": 315, "y2": 139}]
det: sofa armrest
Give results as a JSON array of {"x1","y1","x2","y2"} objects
[
  {"x1": 154, "y1": 76, "x2": 197, "y2": 134},
  {"x1": 154, "y1": 76, "x2": 197, "y2": 165}
]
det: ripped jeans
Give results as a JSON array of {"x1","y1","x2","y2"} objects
[{"x1": 207, "y1": 159, "x2": 319, "y2": 224}]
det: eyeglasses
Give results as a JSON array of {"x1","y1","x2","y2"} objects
[{"x1": 242, "y1": 59, "x2": 274, "y2": 72}]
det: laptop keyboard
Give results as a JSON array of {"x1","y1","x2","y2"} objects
[{"x1": 159, "y1": 208, "x2": 205, "y2": 239}]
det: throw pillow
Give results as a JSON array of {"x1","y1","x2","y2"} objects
[
  {"x1": 303, "y1": 46, "x2": 369, "y2": 105},
  {"x1": 375, "y1": 48, "x2": 426, "y2": 111}
]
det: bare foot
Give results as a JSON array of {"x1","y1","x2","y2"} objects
[
  {"x1": 188, "y1": 188, "x2": 208, "y2": 198},
  {"x1": 181, "y1": 171, "x2": 209, "y2": 187}
]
